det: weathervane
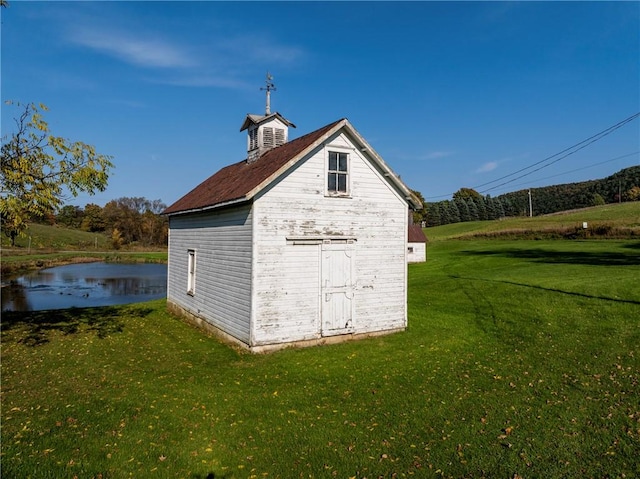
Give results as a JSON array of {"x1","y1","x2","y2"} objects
[{"x1": 261, "y1": 72, "x2": 276, "y2": 115}]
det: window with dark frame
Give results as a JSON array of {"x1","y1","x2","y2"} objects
[
  {"x1": 187, "y1": 249, "x2": 196, "y2": 295},
  {"x1": 328, "y1": 151, "x2": 348, "y2": 194}
]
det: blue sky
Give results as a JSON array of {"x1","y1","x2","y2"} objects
[{"x1": 2, "y1": 1, "x2": 638, "y2": 207}]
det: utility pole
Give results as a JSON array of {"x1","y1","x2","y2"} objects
[
  {"x1": 528, "y1": 189, "x2": 533, "y2": 217},
  {"x1": 619, "y1": 179, "x2": 622, "y2": 203}
]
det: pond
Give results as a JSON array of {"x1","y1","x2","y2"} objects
[{"x1": 1, "y1": 262, "x2": 167, "y2": 312}]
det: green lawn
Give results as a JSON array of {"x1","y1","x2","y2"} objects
[{"x1": 1, "y1": 240, "x2": 639, "y2": 478}]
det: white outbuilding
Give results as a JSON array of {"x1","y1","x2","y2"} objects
[
  {"x1": 407, "y1": 224, "x2": 428, "y2": 263},
  {"x1": 164, "y1": 108, "x2": 422, "y2": 352}
]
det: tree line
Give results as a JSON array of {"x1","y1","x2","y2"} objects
[
  {"x1": 54, "y1": 197, "x2": 168, "y2": 248},
  {"x1": 415, "y1": 166, "x2": 640, "y2": 227}
]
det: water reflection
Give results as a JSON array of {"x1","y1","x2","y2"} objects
[{"x1": 1, "y1": 262, "x2": 167, "y2": 312}]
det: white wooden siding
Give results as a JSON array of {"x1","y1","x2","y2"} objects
[
  {"x1": 251, "y1": 131, "x2": 408, "y2": 345},
  {"x1": 167, "y1": 205, "x2": 253, "y2": 343}
]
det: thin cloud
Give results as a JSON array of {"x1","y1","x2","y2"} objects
[
  {"x1": 70, "y1": 28, "x2": 197, "y2": 69},
  {"x1": 476, "y1": 161, "x2": 498, "y2": 173},
  {"x1": 69, "y1": 27, "x2": 305, "y2": 89},
  {"x1": 61, "y1": 4, "x2": 306, "y2": 90}
]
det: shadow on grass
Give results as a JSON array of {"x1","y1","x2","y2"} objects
[
  {"x1": 1, "y1": 305, "x2": 154, "y2": 346},
  {"x1": 192, "y1": 474, "x2": 230, "y2": 479},
  {"x1": 460, "y1": 246, "x2": 640, "y2": 266},
  {"x1": 450, "y1": 275, "x2": 640, "y2": 306},
  {"x1": 622, "y1": 241, "x2": 640, "y2": 251}
]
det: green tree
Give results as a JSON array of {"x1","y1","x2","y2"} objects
[
  {"x1": 456, "y1": 198, "x2": 470, "y2": 222},
  {"x1": 467, "y1": 198, "x2": 479, "y2": 221},
  {"x1": 101, "y1": 197, "x2": 167, "y2": 246},
  {"x1": 500, "y1": 196, "x2": 515, "y2": 217},
  {"x1": 81, "y1": 203, "x2": 106, "y2": 232},
  {"x1": 1, "y1": 102, "x2": 113, "y2": 245},
  {"x1": 448, "y1": 200, "x2": 461, "y2": 223},
  {"x1": 485, "y1": 195, "x2": 496, "y2": 219},
  {"x1": 453, "y1": 187, "x2": 483, "y2": 201},
  {"x1": 56, "y1": 204, "x2": 84, "y2": 228},
  {"x1": 474, "y1": 196, "x2": 488, "y2": 220},
  {"x1": 102, "y1": 199, "x2": 138, "y2": 244},
  {"x1": 495, "y1": 197, "x2": 506, "y2": 218},
  {"x1": 438, "y1": 201, "x2": 451, "y2": 225},
  {"x1": 410, "y1": 189, "x2": 427, "y2": 225},
  {"x1": 426, "y1": 202, "x2": 441, "y2": 227},
  {"x1": 592, "y1": 193, "x2": 606, "y2": 206}
]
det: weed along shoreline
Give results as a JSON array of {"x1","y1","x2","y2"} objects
[{"x1": 0, "y1": 251, "x2": 168, "y2": 277}]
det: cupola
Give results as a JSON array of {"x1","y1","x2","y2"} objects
[{"x1": 240, "y1": 74, "x2": 296, "y2": 163}]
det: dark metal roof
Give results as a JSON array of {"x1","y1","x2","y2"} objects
[
  {"x1": 164, "y1": 119, "x2": 343, "y2": 215},
  {"x1": 408, "y1": 224, "x2": 428, "y2": 243}
]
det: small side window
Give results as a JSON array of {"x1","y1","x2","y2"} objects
[{"x1": 187, "y1": 249, "x2": 196, "y2": 295}]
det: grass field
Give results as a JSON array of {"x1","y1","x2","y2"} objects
[
  {"x1": 426, "y1": 201, "x2": 640, "y2": 241},
  {"x1": 0, "y1": 223, "x2": 111, "y2": 250},
  {"x1": 2, "y1": 238, "x2": 638, "y2": 478}
]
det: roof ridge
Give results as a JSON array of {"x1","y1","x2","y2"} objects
[{"x1": 164, "y1": 118, "x2": 347, "y2": 215}]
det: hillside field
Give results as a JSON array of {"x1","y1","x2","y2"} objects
[
  {"x1": 1, "y1": 223, "x2": 111, "y2": 251},
  {"x1": 425, "y1": 201, "x2": 640, "y2": 241}
]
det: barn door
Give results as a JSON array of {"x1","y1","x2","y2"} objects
[{"x1": 321, "y1": 242, "x2": 354, "y2": 335}]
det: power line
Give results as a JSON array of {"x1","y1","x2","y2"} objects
[
  {"x1": 425, "y1": 112, "x2": 640, "y2": 200},
  {"x1": 475, "y1": 112, "x2": 639, "y2": 191},
  {"x1": 485, "y1": 151, "x2": 639, "y2": 194}
]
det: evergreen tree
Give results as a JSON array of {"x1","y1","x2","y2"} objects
[
  {"x1": 500, "y1": 196, "x2": 514, "y2": 217},
  {"x1": 485, "y1": 195, "x2": 496, "y2": 220},
  {"x1": 456, "y1": 198, "x2": 470, "y2": 222},
  {"x1": 474, "y1": 196, "x2": 488, "y2": 220},
  {"x1": 467, "y1": 198, "x2": 479, "y2": 221},
  {"x1": 439, "y1": 201, "x2": 452, "y2": 225},
  {"x1": 449, "y1": 200, "x2": 461, "y2": 223},
  {"x1": 495, "y1": 198, "x2": 505, "y2": 218},
  {"x1": 427, "y1": 202, "x2": 441, "y2": 227}
]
